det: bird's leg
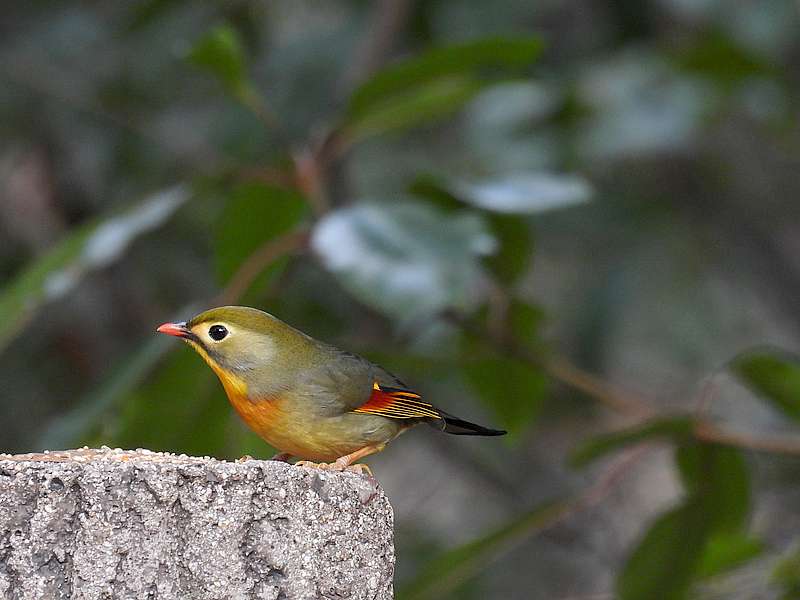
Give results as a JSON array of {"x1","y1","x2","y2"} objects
[
  {"x1": 270, "y1": 452, "x2": 293, "y2": 462},
  {"x1": 332, "y1": 444, "x2": 384, "y2": 473}
]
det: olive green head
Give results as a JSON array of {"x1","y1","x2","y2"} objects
[{"x1": 158, "y1": 306, "x2": 315, "y2": 377}]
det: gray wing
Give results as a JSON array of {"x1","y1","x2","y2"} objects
[{"x1": 294, "y1": 344, "x2": 406, "y2": 415}]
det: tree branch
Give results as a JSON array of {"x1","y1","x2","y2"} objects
[
  {"x1": 542, "y1": 355, "x2": 657, "y2": 418},
  {"x1": 450, "y1": 298, "x2": 800, "y2": 456},
  {"x1": 216, "y1": 228, "x2": 310, "y2": 305}
]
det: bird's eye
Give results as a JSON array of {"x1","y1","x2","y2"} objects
[{"x1": 208, "y1": 324, "x2": 228, "y2": 341}]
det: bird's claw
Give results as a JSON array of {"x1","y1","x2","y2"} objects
[
  {"x1": 293, "y1": 460, "x2": 373, "y2": 477},
  {"x1": 344, "y1": 463, "x2": 373, "y2": 477},
  {"x1": 294, "y1": 460, "x2": 328, "y2": 470}
]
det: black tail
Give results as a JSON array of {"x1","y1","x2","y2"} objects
[{"x1": 430, "y1": 411, "x2": 507, "y2": 436}]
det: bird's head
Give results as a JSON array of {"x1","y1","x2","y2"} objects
[{"x1": 157, "y1": 306, "x2": 313, "y2": 397}]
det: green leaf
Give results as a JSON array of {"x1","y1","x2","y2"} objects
[
  {"x1": 507, "y1": 299, "x2": 545, "y2": 344},
  {"x1": 37, "y1": 335, "x2": 174, "y2": 449},
  {"x1": 215, "y1": 182, "x2": 308, "y2": 297},
  {"x1": 617, "y1": 442, "x2": 754, "y2": 600},
  {"x1": 345, "y1": 36, "x2": 542, "y2": 141},
  {"x1": 463, "y1": 355, "x2": 547, "y2": 436},
  {"x1": 772, "y1": 546, "x2": 800, "y2": 599},
  {"x1": 696, "y1": 533, "x2": 763, "y2": 579},
  {"x1": 733, "y1": 352, "x2": 800, "y2": 423},
  {"x1": 349, "y1": 36, "x2": 543, "y2": 119},
  {"x1": 448, "y1": 172, "x2": 592, "y2": 214},
  {"x1": 0, "y1": 186, "x2": 189, "y2": 355},
  {"x1": 617, "y1": 500, "x2": 710, "y2": 600},
  {"x1": 347, "y1": 75, "x2": 483, "y2": 140},
  {"x1": 311, "y1": 201, "x2": 496, "y2": 320},
  {"x1": 408, "y1": 175, "x2": 463, "y2": 213},
  {"x1": 676, "y1": 443, "x2": 750, "y2": 534},
  {"x1": 485, "y1": 214, "x2": 533, "y2": 284},
  {"x1": 400, "y1": 499, "x2": 567, "y2": 600},
  {"x1": 672, "y1": 30, "x2": 774, "y2": 87},
  {"x1": 189, "y1": 25, "x2": 248, "y2": 95},
  {"x1": 570, "y1": 416, "x2": 694, "y2": 467},
  {"x1": 112, "y1": 349, "x2": 232, "y2": 456}
]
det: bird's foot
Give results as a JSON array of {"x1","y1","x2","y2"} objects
[
  {"x1": 294, "y1": 460, "x2": 329, "y2": 470},
  {"x1": 293, "y1": 460, "x2": 373, "y2": 477},
  {"x1": 342, "y1": 463, "x2": 373, "y2": 477}
]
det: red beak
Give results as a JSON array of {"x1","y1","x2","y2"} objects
[{"x1": 156, "y1": 321, "x2": 192, "y2": 339}]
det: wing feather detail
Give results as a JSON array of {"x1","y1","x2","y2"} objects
[{"x1": 353, "y1": 383, "x2": 441, "y2": 420}]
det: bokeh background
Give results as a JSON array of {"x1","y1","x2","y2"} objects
[{"x1": 2, "y1": 1, "x2": 800, "y2": 598}]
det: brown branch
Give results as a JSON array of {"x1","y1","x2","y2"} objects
[
  {"x1": 449, "y1": 309, "x2": 657, "y2": 418},
  {"x1": 542, "y1": 355, "x2": 657, "y2": 418},
  {"x1": 292, "y1": 146, "x2": 330, "y2": 217},
  {"x1": 450, "y1": 300, "x2": 800, "y2": 456},
  {"x1": 238, "y1": 86, "x2": 285, "y2": 136},
  {"x1": 216, "y1": 228, "x2": 310, "y2": 305},
  {"x1": 694, "y1": 422, "x2": 800, "y2": 455},
  {"x1": 544, "y1": 354, "x2": 800, "y2": 456},
  {"x1": 302, "y1": 0, "x2": 413, "y2": 197}
]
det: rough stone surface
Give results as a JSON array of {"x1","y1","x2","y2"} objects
[{"x1": 0, "y1": 448, "x2": 394, "y2": 600}]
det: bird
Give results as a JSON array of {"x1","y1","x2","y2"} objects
[{"x1": 157, "y1": 306, "x2": 505, "y2": 473}]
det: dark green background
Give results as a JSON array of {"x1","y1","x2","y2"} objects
[{"x1": 1, "y1": 2, "x2": 800, "y2": 598}]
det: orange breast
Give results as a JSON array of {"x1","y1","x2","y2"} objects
[
  {"x1": 219, "y1": 378, "x2": 361, "y2": 461},
  {"x1": 210, "y1": 366, "x2": 283, "y2": 440}
]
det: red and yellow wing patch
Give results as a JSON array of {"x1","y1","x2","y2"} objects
[{"x1": 353, "y1": 383, "x2": 441, "y2": 420}]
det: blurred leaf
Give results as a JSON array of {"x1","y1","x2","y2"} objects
[
  {"x1": 772, "y1": 546, "x2": 800, "y2": 600},
  {"x1": 411, "y1": 178, "x2": 539, "y2": 284},
  {"x1": 347, "y1": 75, "x2": 482, "y2": 140},
  {"x1": 0, "y1": 186, "x2": 189, "y2": 355},
  {"x1": 112, "y1": 349, "x2": 232, "y2": 456},
  {"x1": 617, "y1": 500, "x2": 710, "y2": 600},
  {"x1": 733, "y1": 352, "x2": 800, "y2": 423},
  {"x1": 485, "y1": 215, "x2": 533, "y2": 284},
  {"x1": 127, "y1": 0, "x2": 186, "y2": 30},
  {"x1": 37, "y1": 336, "x2": 174, "y2": 449},
  {"x1": 349, "y1": 36, "x2": 543, "y2": 118},
  {"x1": 464, "y1": 81, "x2": 563, "y2": 173},
  {"x1": 676, "y1": 443, "x2": 750, "y2": 534},
  {"x1": 400, "y1": 499, "x2": 567, "y2": 600},
  {"x1": 215, "y1": 182, "x2": 308, "y2": 296},
  {"x1": 449, "y1": 173, "x2": 592, "y2": 214},
  {"x1": 577, "y1": 52, "x2": 716, "y2": 159},
  {"x1": 189, "y1": 25, "x2": 248, "y2": 95},
  {"x1": 346, "y1": 36, "x2": 542, "y2": 141},
  {"x1": 697, "y1": 533, "x2": 763, "y2": 579},
  {"x1": 618, "y1": 442, "x2": 753, "y2": 599},
  {"x1": 466, "y1": 80, "x2": 560, "y2": 133},
  {"x1": 507, "y1": 299, "x2": 545, "y2": 344},
  {"x1": 673, "y1": 30, "x2": 774, "y2": 87},
  {"x1": 463, "y1": 354, "x2": 548, "y2": 436},
  {"x1": 408, "y1": 175, "x2": 462, "y2": 213},
  {"x1": 571, "y1": 416, "x2": 694, "y2": 467},
  {"x1": 311, "y1": 201, "x2": 496, "y2": 320}
]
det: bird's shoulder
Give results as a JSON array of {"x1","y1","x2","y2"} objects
[{"x1": 295, "y1": 342, "x2": 414, "y2": 411}]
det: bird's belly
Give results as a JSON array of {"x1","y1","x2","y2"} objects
[{"x1": 228, "y1": 393, "x2": 396, "y2": 462}]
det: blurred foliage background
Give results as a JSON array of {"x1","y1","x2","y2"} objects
[{"x1": 2, "y1": 1, "x2": 800, "y2": 598}]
